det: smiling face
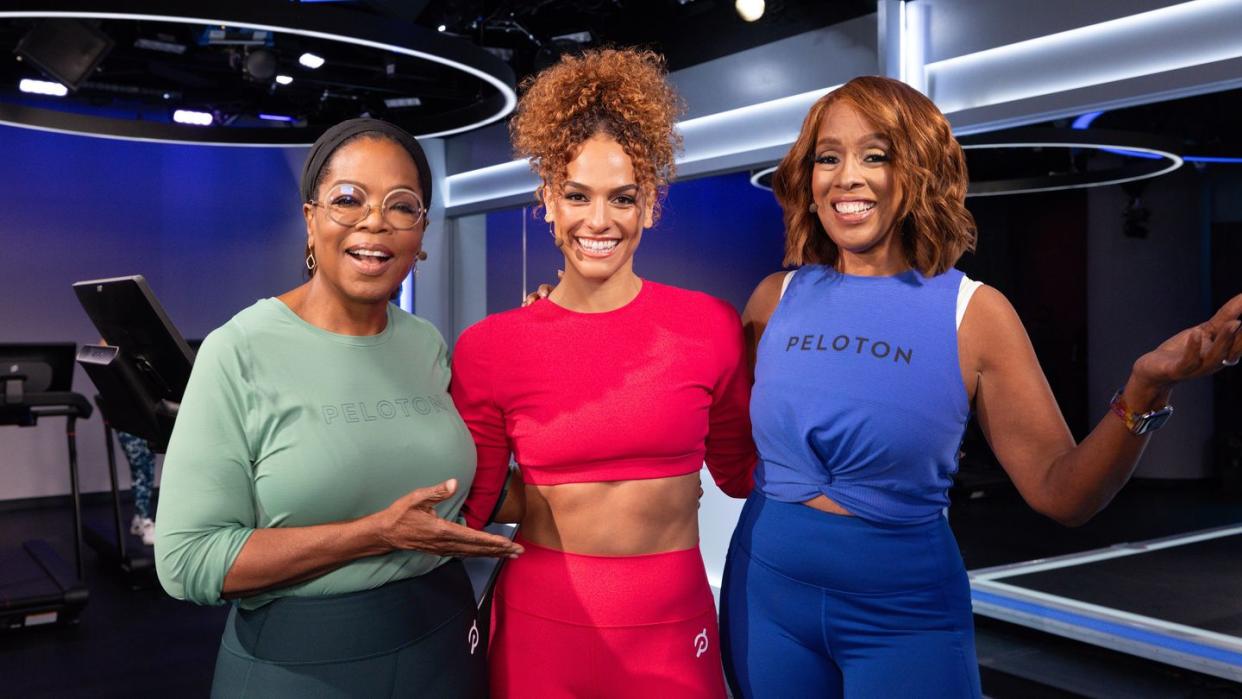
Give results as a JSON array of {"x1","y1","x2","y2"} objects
[
  {"x1": 303, "y1": 136, "x2": 425, "y2": 306},
  {"x1": 543, "y1": 133, "x2": 653, "y2": 284},
  {"x1": 810, "y1": 102, "x2": 905, "y2": 273}
]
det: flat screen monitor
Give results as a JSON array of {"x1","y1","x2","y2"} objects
[
  {"x1": 73, "y1": 275, "x2": 194, "y2": 401},
  {"x1": 0, "y1": 343, "x2": 76, "y2": 394}
]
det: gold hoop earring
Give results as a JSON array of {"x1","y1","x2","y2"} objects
[{"x1": 305, "y1": 252, "x2": 317, "y2": 271}]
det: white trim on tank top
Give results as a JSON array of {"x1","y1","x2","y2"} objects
[{"x1": 777, "y1": 270, "x2": 982, "y2": 330}]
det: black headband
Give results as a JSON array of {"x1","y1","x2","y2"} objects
[{"x1": 299, "y1": 118, "x2": 432, "y2": 207}]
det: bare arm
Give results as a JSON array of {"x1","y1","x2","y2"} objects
[
  {"x1": 221, "y1": 479, "x2": 523, "y2": 598},
  {"x1": 741, "y1": 271, "x2": 789, "y2": 374},
  {"x1": 964, "y1": 287, "x2": 1242, "y2": 526}
]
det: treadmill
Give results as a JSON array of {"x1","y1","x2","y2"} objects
[
  {"x1": 72, "y1": 275, "x2": 194, "y2": 585},
  {"x1": 0, "y1": 343, "x2": 91, "y2": 629},
  {"x1": 80, "y1": 396, "x2": 158, "y2": 587}
]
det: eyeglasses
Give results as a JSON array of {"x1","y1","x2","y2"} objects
[{"x1": 309, "y1": 183, "x2": 426, "y2": 230}]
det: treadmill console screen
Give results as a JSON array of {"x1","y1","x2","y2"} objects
[
  {"x1": 0, "y1": 343, "x2": 77, "y2": 394},
  {"x1": 73, "y1": 275, "x2": 194, "y2": 401}
]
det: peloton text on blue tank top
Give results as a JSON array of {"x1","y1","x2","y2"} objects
[{"x1": 751, "y1": 265, "x2": 971, "y2": 525}]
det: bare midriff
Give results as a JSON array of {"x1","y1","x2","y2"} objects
[
  {"x1": 803, "y1": 494, "x2": 854, "y2": 516},
  {"x1": 521, "y1": 471, "x2": 702, "y2": 555}
]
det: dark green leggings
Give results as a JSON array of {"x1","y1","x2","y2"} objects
[{"x1": 211, "y1": 561, "x2": 487, "y2": 698}]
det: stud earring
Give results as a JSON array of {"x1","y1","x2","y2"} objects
[
  {"x1": 417, "y1": 250, "x2": 428, "y2": 262},
  {"x1": 808, "y1": 203, "x2": 818, "y2": 213}
]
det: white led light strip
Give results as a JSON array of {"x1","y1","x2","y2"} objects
[
  {"x1": 926, "y1": 0, "x2": 1242, "y2": 114},
  {"x1": 447, "y1": 86, "x2": 839, "y2": 212}
]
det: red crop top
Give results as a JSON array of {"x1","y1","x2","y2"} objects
[{"x1": 450, "y1": 280, "x2": 757, "y2": 529}]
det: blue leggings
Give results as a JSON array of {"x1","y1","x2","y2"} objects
[
  {"x1": 721, "y1": 493, "x2": 981, "y2": 698},
  {"x1": 116, "y1": 431, "x2": 155, "y2": 520}
]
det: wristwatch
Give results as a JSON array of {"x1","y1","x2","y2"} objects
[{"x1": 1109, "y1": 388, "x2": 1173, "y2": 436}]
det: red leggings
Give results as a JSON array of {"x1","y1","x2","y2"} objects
[{"x1": 489, "y1": 538, "x2": 726, "y2": 698}]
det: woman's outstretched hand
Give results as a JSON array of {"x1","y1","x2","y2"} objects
[
  {"x1": 1132, "y1": 293, "x2": 1242, "y2": 390},
  {"x1": 521, "y1": 271, "x2": 561, "y2": 307},
  {"x1": 372, "y1": 479, "x2": 524, "y2": 558}
]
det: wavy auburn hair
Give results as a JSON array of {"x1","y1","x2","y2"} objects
[
  {"x1": 772, "y1": 76, "x2": 976, "y2": 275},
  {"x1": 509, "y1": 47, "x2": 684, "y2": 223}
]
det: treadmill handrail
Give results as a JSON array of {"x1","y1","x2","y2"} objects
[{"x1": 0, "y1": 391, "x2": 93, "y2": 424}]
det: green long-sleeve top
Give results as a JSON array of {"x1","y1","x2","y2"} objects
[{"x1": 154, "y1": 298, "x2": 476, "y2": 609}]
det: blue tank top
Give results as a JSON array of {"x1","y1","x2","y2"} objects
[{"x1": 751, "y1": 265, "x2": 970, "y2": 525}]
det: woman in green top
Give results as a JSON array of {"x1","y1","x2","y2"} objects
[{"x1": 155, "y1": 119, "x2": 522, "y2": 698}]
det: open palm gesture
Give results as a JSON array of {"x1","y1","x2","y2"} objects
[{"x1": 1132, "y1": 293, "x2": 1242, "y2": 387}]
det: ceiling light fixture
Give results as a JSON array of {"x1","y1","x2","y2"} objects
[
  {"x1": 19, "y1": 78, "x2": 68, "y2": 96},
  {"x1": 735, "y1": 0, "x2": 765, "y2": 22},
  {"x1": 383, "y1": 96, "x2": 421, "y2": 108},
  {"x1": 0, "y1": 7, "x2": 517, "y2": 144},
  {"x1": 750, "y1": 130, "x2": 1184, "y2": 196},
  {"x1": 258, "y1": 113, "x2": 294, "y2": 122},
  {"x1": 244, "y1": 48, "x2": 278, "y2": 80},
  {"x1": 1072, "y1": 110, "x2": 1242, "y2": 165},
  {"x1": 298, "y1": 52, "x2": 325, "y2": 69},
  {"x1": 172, "y1": 109, "x2": 213, "y2": 126},
  {"x1": 960, "y1": 129, "x2": 1182, "y2": 196},
  {"x1": 201, "y1": 26, "x2": 270, "y2": 46},
  {"x1": 749, "y1": 165, "x2": 776, "y2": 190},
  {"x1": 274, "y1": 74, "x2": 293, "y2": 85},
  {"x1": 133, "y1": 37, "x2": 185, "y2": 54}
]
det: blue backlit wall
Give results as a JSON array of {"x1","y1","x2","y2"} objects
[
  {"x1": 0, "y1": 125, "x2": 307, "y2": 499},
  {"x1": 485, "y1": 171, "x2": 787, "y2": 316}
]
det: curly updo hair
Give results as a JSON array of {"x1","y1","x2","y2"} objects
[{"x1": 509, "y1": 47, "x2": 684, "y2": 223}]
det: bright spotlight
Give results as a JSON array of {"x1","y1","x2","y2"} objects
[
  {"x1": 735, "y1": 0, "x2": 764, "y2": 22},
  {"x1": 298, "y1": 52, "x2": 325, "y2": 69},
  {"x1": 275, "y1": 74, "x2": 293, "y2": 85},
  {"x1": 19, "y1": 78, "x2": 68, "y2": 96},
  {"x1": 173, "y1": 109, "x2": 213, "y2": 126}
]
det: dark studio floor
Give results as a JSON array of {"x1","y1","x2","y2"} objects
[{"x1": 2, "y1": 479, "x2": 1241, "y2": 698}]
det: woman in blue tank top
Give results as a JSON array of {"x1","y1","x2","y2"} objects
[{"x1": 720, "y1": 76, "x2": 1242, "y2": 698}]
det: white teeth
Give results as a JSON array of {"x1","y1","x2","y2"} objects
[
  {"x1": 350, "y1": 249, "x2": 391, "y2": 259},
  {"x1": 834, "y1": 201, "x2": 875, "y2": 214},
  {"x1": 577, "y1": 238, "x2": 619, "y2": 252}
]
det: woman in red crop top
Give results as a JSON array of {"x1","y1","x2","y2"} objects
[{"x1": 449, "y1": 48, "x2": 756, "y2": 698}]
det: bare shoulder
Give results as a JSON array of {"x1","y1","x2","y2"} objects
[
  {"x1": 742, "y1": 271, "x2": 792, "y2": 327},
  {"x1": 959, "y1": 284, "x2": 1032, "y2": 370}
]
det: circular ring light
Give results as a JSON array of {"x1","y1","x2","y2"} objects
[
  {"x1": 0, "y1": 1, "x2": 517, "y2": 146},
  {"x1": 749, "y1": 165, "x2": 777, "y2": 191},
  {"x1": 959, "y1": 128, "x2": 1182, "y2": 197},
  {"x1": 746, "y1": 129, "x2": 1182, "y2": 196}
]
